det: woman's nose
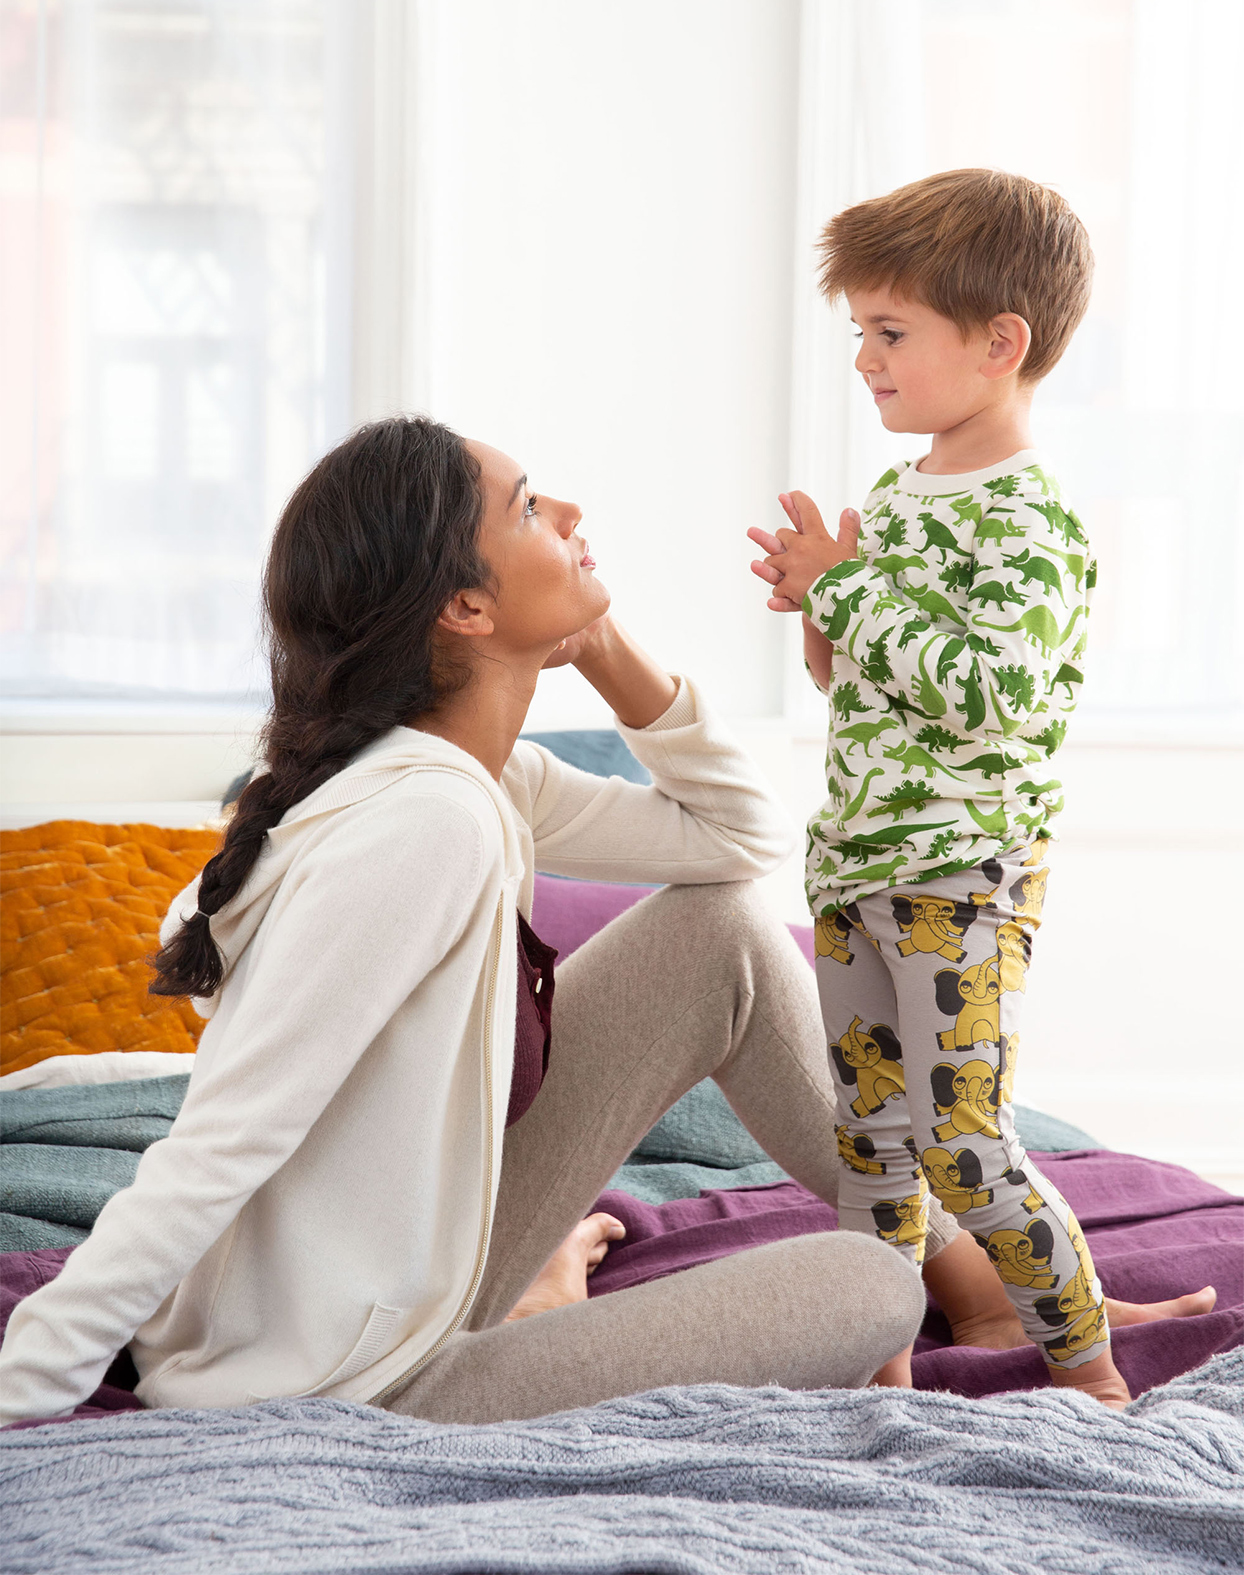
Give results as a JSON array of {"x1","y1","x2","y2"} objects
[{"x1": 555, "y1": 498, "x2": 582, "y2": 539}]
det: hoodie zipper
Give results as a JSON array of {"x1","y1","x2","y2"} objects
[{"x1": 369, "y1": 892, "x2": 504, "y2": 1405}]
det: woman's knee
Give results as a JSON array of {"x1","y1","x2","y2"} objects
[{"x1": 802, "y1": 1231, "x2": 925, "y2": 1350}]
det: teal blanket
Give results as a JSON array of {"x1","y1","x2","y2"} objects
[{"x1": 0, "y1": 1074, "x2": 1098, "y2": 1245}]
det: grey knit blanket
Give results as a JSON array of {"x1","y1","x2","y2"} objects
[{"x1": 2, "y1": 1350, "x2": 1240, "y2": 1575}]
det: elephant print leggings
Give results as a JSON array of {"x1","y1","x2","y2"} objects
[{"x1": 814, "y1": 841, "x2": 1109, "y2": 1372}]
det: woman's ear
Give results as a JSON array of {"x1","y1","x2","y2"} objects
[
  {"x1": 437, "y1": 588, "x2": 495, "y2": 640},
  {"x1": 982, "y1": 312, "x2": 1032, "y2": 380}
]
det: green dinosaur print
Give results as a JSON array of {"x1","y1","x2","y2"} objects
[
  {"x1": 970, "y1": 579, "x2": 1026, "y2": 612},
  {"x1": 964, "y1": 800, "x2": 1010, "y2": 836},
  {"x1": 956, "y1": 752, "x2": 1025, "y2": 781},
  {"x1": 938, "y1": 558, "x2": 974, "y2": 592},
  {"x1": 935, "y1": 638, "x2": 967, "y2": 685},
  {"x1": 861, "y1": 636, "x2": 894, "y2": 686},
  {"x1": 872, "y1": 552, "x2": 928, "y2": 579},
  {"x1": 953, "y1": 668, "x2": 987, "y2": 732},
  {"x1": 803, "y1": 454, "x2": 1092, "y2": 914},
  {"x1": 913, "y1": 723, "x2": 961, "y2": 753},
  {"x1": 836, "y1": 718, "x2": 899, "y2": 756},
  {"x1": 995, "y1": 665, "x2": 1036, "y2": 709},
  {"x1": 877, "y1": 514, "x2": 908, "y2": 552},
  {"x1": 832, "y1": 681, "x2": 872, "y2": 721},
  {"x1": 1002, "y1": 547, "x2": 1067, "y2": 599},
  {"x1": 949, "y1": 496, "x2": 984, "y2": 528},
  {"x1": 974, "y1": 513, "x2": 1028, "y2": 545},
  {"x1": 915, "y1": 513, "x2": 973, "y2": 557},
  {"x1": 979, "y1": 604, "x2": 1086, "y2": 660},
  {"x1": 833, "y1": 820, "x2": 956, "y2": 857},
  {"x1": 897, "y1": 616, "x2": 928, "y2": 650},
  {"x1": 925, "y1": 827, "x2": 959, "y2": 859},
  {"x1": 840, "y1": 767, "x2": 886, "y2": 820},
  {"x1": 905, "y1": 582, "x2": 966, "y2": 627},
  {"x1": 820, "y1": 582, "x2": 871, "y2": 642},
  {"x1": 1027, "y1": 719, "x2": 1067, "y2": 752},
  {"x1": 1027, "y1": 499, "x2": 1087, "y2": 546},
  {"x1": 882, "y1": 742, "x2": 964, "y2": 780}
]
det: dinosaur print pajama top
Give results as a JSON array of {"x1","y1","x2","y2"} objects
[{"x1": 804, "y1": 451, "x2": 1108, "y2": 1371}]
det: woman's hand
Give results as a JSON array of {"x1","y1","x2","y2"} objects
[{"x1": 541, "y1": 615, "x2": 614, "y2": 671}]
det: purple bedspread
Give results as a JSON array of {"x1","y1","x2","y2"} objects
[
  {"x1": 588, "y1": 1148, "x2": 1243, "y2": 1399},
  {"x1": 2, "y1": 1156, "x2": 1239, "y2": 1425}
]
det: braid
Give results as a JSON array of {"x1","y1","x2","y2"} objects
[{"x1": 150, "y1": 416, "x2": 486, "y2": 1000}]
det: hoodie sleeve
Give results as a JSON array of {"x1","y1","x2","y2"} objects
[
  {"x1": 0, "y1": 792, "x2": 492, "y2": 1426},
  {"x1": 512, "y1": 677, "x2": 796, "y2": 884}
]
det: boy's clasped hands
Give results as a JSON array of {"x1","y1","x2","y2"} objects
[{"x1": 747, "y1": 491, "x2": 860, "y2": 612}]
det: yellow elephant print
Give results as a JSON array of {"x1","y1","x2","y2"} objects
[
  {"x1": 974, "y1": 1219, "x2": 1058, "y2": 1288},
  {"x1": 815, "y1": 911, "x2": 854, "y2": 965},
  {"x1": 920, "y1": 1145, "x2": 993, "y2": 1214},
  {"x1": 930, "y1": 1058, "x2": 1001, "y2": 1142},
  {"x1": 997, "y1": 1032, "x2": 1019, "y2": 1107},
  {"x1": 1032, "y1": 1219, "x2": 1097, "y2": 1320},
  {"x1": 871, "y1": 1183, "x2": 929, "y2": 1263},
  {"x1": 831, "y1": 1017, "x2": 905, "y2": 1119},
  {"x1": 889, "y1": 893, "x2": 977, "y2": 962},
  {"x1": 1000, "y1": 1164, "x2": 1045, "y2": 1215},
  {"x1": 933, "y1": 921, "x2": 1031, "y2": 1051},
  {"x1": 1008, "y1": 867, "x2": 1047, "y2": 927},
  {"x1": 836, "y1": 1124, "x2": 887, "y2": 1175},
  {"x1": 1041, "y1": 1304, "x2": 1107, "y2": 1364}
]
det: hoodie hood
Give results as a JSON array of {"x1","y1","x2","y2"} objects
[{"x1": 163, "y1": 727, "x2": 527, "y2": 1017}]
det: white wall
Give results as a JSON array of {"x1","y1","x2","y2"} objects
[{"x1": 400, "y1": 0, "x2": 801, "y2": 725}]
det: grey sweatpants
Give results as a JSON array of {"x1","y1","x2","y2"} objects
[{"x1": 381, "y1": 881, "x2": 953, "y2": 1423}]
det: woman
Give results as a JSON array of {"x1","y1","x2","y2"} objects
[{"x1": 0, "y1": 419, "x2": 1209, "y2": 1425}]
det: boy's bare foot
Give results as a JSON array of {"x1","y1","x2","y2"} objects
[
  {"x1": 949, "y1": 1287, "x2": 1218, "y2": 1352},
  {"x1": 1046, "y1": 1350, "x2": 1131, "y2": 1410},
  {"x1": 870, "y1": 1342, "x2": 914, "y2": 1388},
  {"x1": 503, "y1": 1213, "x2": 626, "y2": 1323},
  {"x1": 925, "y1": 1230, "x2": 1218, "y2": 1350}
]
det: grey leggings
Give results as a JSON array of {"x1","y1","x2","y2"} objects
[{"x1": 381, "y1": 882, "x2": 950, "y2": 1423}]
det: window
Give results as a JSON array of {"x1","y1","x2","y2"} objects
[{"x1": 1, "y1": 0, "x2": 349, "y2": 699}]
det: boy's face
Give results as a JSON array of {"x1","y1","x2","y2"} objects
[{"x1": 847, "y1": 286, "x2": 997, "y2": 436}]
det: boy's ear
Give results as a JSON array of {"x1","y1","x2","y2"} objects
[
  {"x1": 981, "y1": 312, "x2": 1032, "y2": 381},
  {"x1": 437, "y1": 588, "x2": 495, "y2": 639}
]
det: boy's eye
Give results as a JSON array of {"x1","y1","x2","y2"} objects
[
  {"x1": 524, "y1": 494, "x2": 539, "y2": 517},
  {"x1": 882, "y1": 329, "x2": 903, "y2": 345}
]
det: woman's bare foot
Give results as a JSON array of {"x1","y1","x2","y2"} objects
[
  {"x1": 870, "y1": 1343, "x2": 914, "y2": 1388},
  {"x1": 950, "y1": 1287, "x2": 1219, "y2": 1352},
  {"x1": 1047, "y1": 1350, "x2": 1131, "y2": 1410},
  {"x1": 503, "y1": 1213, "x2": 626, "y2": 1323}
]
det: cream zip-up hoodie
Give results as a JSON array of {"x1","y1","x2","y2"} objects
[{"x1": 0, "y1": 679, "x2": 793, "y2": 1424}]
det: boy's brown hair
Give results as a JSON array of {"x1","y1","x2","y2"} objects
[{"x1": 817, "y1": 169, "x2": 1093, "y2": 382}]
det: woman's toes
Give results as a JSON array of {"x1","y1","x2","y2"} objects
[{"x1": 1105, "y1": 1286, "x2": 1217, "y2": 1328}]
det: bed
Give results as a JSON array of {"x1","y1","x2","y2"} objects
[{"x1": 2, "y1": 732, "x2": 1241, "y2": 1573}]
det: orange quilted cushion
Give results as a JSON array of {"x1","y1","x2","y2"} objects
[{"x1": 1, "y1": 821, "x2": 222, "y2": 1077}]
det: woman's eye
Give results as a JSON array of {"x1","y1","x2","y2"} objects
[{"x1": 524, "y1": 495, "x2": 538, "y2": 517}]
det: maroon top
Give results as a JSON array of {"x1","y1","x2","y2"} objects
[{"x1": 506, "y1": 911, "x2": 557, "y2": 1127}]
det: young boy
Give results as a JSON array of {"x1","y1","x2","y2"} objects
[{"x1": 748, "y1": 168, "x2": 1126, "y2": 1405}]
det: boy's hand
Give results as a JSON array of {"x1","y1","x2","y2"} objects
[{"x1": 747, "y1": 492, "x2": 860, "y2": 610}]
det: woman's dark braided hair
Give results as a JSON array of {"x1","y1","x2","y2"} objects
[{"x1": 150, "y1": 416, "x2": 488, "y2": 1000}]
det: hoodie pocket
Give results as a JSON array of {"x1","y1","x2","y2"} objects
[{"x1": 246, "y1": 1303, "x2": 408, "y2": 1403}]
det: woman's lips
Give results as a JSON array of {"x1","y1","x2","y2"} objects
[{"x1": 580, "y1": 543, "x2": 596, "y2": 569}]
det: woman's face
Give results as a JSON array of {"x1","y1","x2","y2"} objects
[{"x1": 466, "y1": 439, "x2": 610, "y2": 654}]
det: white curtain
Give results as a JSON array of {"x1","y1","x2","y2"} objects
[
  {"x1": 788, "y1": 0, "x2": 1244, "y2": 731},
  {"x1": 1, "y1": 0, "x2": 350, "y2": 700}
]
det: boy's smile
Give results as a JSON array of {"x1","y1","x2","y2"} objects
[{"x1": 847, "y1": 286, "x2": 1002, "y2": 440}]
